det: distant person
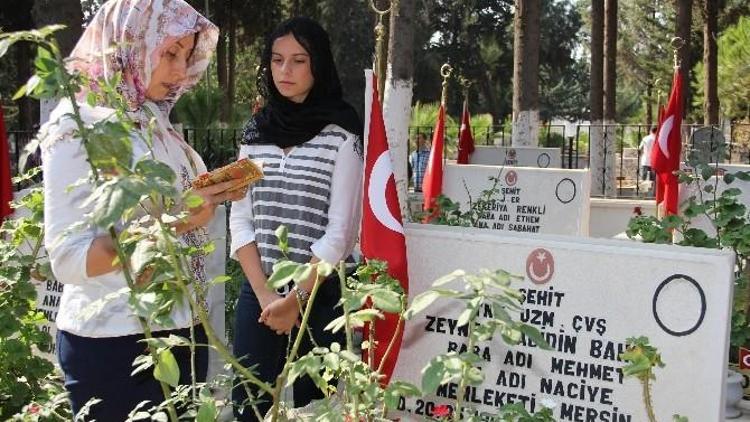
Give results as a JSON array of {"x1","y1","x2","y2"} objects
[
  {"x1": 639, "y1": 127, "x2": 657, "y2": 181},
  {"x1": 409, "y1": 132, "x2": 430, "y2": 192}
]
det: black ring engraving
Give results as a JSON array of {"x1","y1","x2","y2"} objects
[
  {"x1": 652, "y1": 274, "x2": 706, "y2": 337},
  {"x1": 537, "y1": 153, "x2": 551, "y2": 168},
  {"x1": 555, "y1": 178, "x2": 576, "y2": 204}
]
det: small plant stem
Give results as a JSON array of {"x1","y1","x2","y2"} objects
[
  {"x1": 338, "y1": 262, "x2": 359, "y2": 419},
  {"x1": 642, "y1": 378, "x2": 657, "y2": 422},
  {"x1": 454, "y1": 310, "x2": 478, "y2": 421},
  {"x1": 159, "y1": 226, "x2": 274, "y2": 396},
  {"x1": 375, "y1": 314, "x2": 403, "y2": 376},
  {"x1": 271, "y1": 274, "x2": 324, "y2": 422},
  {"x1": 108, "y1": 228, "x2": 178, "y2": 421}
]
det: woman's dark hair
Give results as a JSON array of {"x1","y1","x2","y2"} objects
[
  {"x1": 257, "y1": 17, "x2": 343, "y2": 103},
  {"x1": 244, "y1": 16, "x2": 362, "y2": 148}
]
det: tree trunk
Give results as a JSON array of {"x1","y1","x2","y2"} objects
[
  {"x1": 604, "y1": 0, "x2": 617, "y2": 122},
  {"x1": 227, "y1": 0, "x2": 236, "y2": 123},
  {"x1": 383, "y1": 0, "x2": 415, "y2": 221},
  {"x1": 703, "y1": 0, "x2": 719, "y2": 125},
  {"x1": 675, "y1": 0, "x2": 692, "y2": 118},
  {"x1": 511, "y1": 0, "x2": 541, "y2": 147},
  {"x1": 31, "y1": 0, "x2": 83, "y2": 56},
  {"x1": 589, "y1": 0, "x2": 606, "y2": 195},
  {"x1": 600, "y1": 0, "x2": 617, "y2": 197},
  {"x1": 215, "y1": 0, "x2": 228, "y2": 122},
  {"x1": 646, "y1": 82, "x2": 653, "y2": 129}
]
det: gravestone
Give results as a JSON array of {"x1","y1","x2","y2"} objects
[
  {"x1": 688, "y1": 127, "x2": 726, "y2": 165},
  {"x1": 391, "y1": 223, "x2": 734, "y2": 421},
  {"x1": 679, "y1": 162, "x2": 750, "y2": 237},
  {"x1": 441, "y1": 164, "x2": 591, "y2": 236},
  {"x1": 470, "y1": 146, "x2": 562, "y2": 169}
]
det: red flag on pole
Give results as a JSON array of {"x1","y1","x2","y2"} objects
[
  {"x1": 0, "y1": 104, "x2": 13, "y2": 223},
  {"x1": 457, "y1": 100, "x2": 475, "y2": 164},
  {"x1": 650, "y1": 69, "x2": 683, "y2": 216},
  {"x1": 360, "y1": 74, "x2": 409, "y2": 384},
  {"x1": 422, "y1": 104, "x2": 445, "y2": 221}
]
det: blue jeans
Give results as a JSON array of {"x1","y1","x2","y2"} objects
[
  {"x1": 57, "y1": 325, "x2": 207, "y2": 420},
  {"x1": 232, "y1": 275, "x2": 345, "y2": 421}
]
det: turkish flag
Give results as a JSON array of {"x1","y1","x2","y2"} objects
[
  {"x1": 360, "y1": 74, "x2": 409, "y2": 384},
  {"x1": 650, "y1": 69, "x2": 683, "y2": 216},
  {"x1": 422, "y1": 104, "x2": 445, "y2": 221},
  {"x1": 456, "y1": 99, "x2": 475, "y2": 164},
  {"x1": 0, "y1": 104, "x2": 13, "y2": 223}
]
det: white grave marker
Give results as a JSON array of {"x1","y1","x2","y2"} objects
[
  {"x1": 679, "y1": 162, "x2": 750, "y2": 237},
  {"x1": 391, "y1": 223, "x2": 734, "y2": 421},
  {"x1": 471, "y1": 146, "x2": 562, "y2": 169},
  {"x1": 442, "y1": 164, "x2": 591, "y2": 236}
]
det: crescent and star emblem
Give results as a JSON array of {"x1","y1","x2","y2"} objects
[
  {"x1": 657, "y1": 115, "x2": 674, "y2": 159},
  {"x1": 505, "y1": 170, "x2": 518, "y2": 187},
  {"x1": 526, "y1": 248, "x2": 554, "y2": 285},
  {"x1": 368, "y1": 151, "x2": 404, "y2": 234}
]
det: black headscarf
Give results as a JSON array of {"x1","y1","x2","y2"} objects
[{"x1": 241, "y1": 17, "x2": 363, "y2": 148}]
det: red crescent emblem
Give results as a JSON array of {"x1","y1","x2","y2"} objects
[
  {"x1": 505, "y1": 170, "x2": 518, "y2": 187},
  {"x1": 526, "y1": 248, "x2": 554, "y2": 285}
]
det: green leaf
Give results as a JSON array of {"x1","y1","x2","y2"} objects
[
  {"x1": 275, "y1": 225, "x2": 288, "y2": 254},
  {"x1": 13, "y1": 81, "x2": 29, "y2": 100},
  {"x1": 384, "y1": 381, "x2": 421, "y2": 409},
  {"x1": 324, "y1": 315, "x2": 347, "y2": 333},
  {"x1": 267, "y1": 260, "x2": 299, "y2": 289},
  {"x1": 370, "y1": 288, "x2": 403, "y2": 313},
  {"x1": 421, "y1": 358, "x2": 445, "y2": 393},
  {"x1": 518, "y1": 324, "x2": 550, "y2": 349},
  {"x1": 292, "y1": 264, "x2": 314, "y2": 283},
  {"x1": 209, "y1": 275, "x2": 231, "y2": 285},
  {"x1": 87, "y1": 120, "x2": 133, "y2": 169},
  {"x1": 153, "y1": 349, "x2": 180, "y2": 387},
  {"x1": 196, "y1": 400, "x2": 217, "y2": 422},
  {"x1": 184, "y1": 192, "x2": 204, "y2": 208},
  {"x1": 457, "y1": 296, "x2": 482, "y2": 327},
  {"x1": 404, "y1": 290, "x2": 441, "y2": 319},
  {"x1": 432, "y1": 269, "x2": 465, "y2": 287},
  {"x1": 0, "y1": 39, "x2": 11, "y2": 59},
  {"x1": 87, "y1": 178, "x2": 147, "y2": 228},
  {"x1": 24, "y1": 75, "x2": 42, "y2": 97}
]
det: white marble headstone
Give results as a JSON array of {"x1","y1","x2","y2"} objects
[
  {"x1": 470, "y1": 146, "x2": 562, "y2": 169},
  {"x1": 679, "y1": 162, "x2": 750, "y2": 237},
  {"x1": 442, "y1": 164, "x2": 591, "y2": 236},
  {"x1": 390, "y1": 223, "x2": 734, "y2": 421}
]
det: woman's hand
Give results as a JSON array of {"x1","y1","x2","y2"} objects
[
  {"x1": 257, "y1": 290, "x2": 283, "y2": 310},
  {"x1": 180, "y1": 180, "x2": 246, "y2": 232},
  {"x1": 259, "y1": 295, "x2": 300, "y2": 335}
]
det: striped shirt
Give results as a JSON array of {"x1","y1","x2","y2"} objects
[{"x1": 229, "y1": 124, "x2": 363, "y2": 284}]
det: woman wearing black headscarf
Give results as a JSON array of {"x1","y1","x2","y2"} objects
[{"x1": 229, "y1": 17, "x2": 363, "y2": 420}]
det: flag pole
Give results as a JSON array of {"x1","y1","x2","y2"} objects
[
  {"x1": 459, "y1": 76, "x2": 472, "y2": 110},
  {"x1": 656, "y1": 37, "x2": 684, "y2": 221},
  {"x1": 440, "y1": 63, "x2": 452, "y2": 107},
  {"x1": 370, "y1": 0, "x2": 397, "y2": 103}
]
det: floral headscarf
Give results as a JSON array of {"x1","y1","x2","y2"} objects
[{"x1": 68, "y1": 0, "x2": 218, "y2": 113}]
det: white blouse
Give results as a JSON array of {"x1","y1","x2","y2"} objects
[
  {"x1": 42, "y1": 99, "x2": 208, "y2": 337},
  {"x1": 229, "y1": 124, "x2": 363, "y2": 275}
]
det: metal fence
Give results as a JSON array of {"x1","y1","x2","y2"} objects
[{"x1": 9, "y1": 122, "x2": 750, "y2": 199}]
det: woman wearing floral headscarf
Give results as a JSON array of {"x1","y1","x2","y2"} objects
[{"x1": 39, "y1": 0, "x2": 234, "y2": 418}]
